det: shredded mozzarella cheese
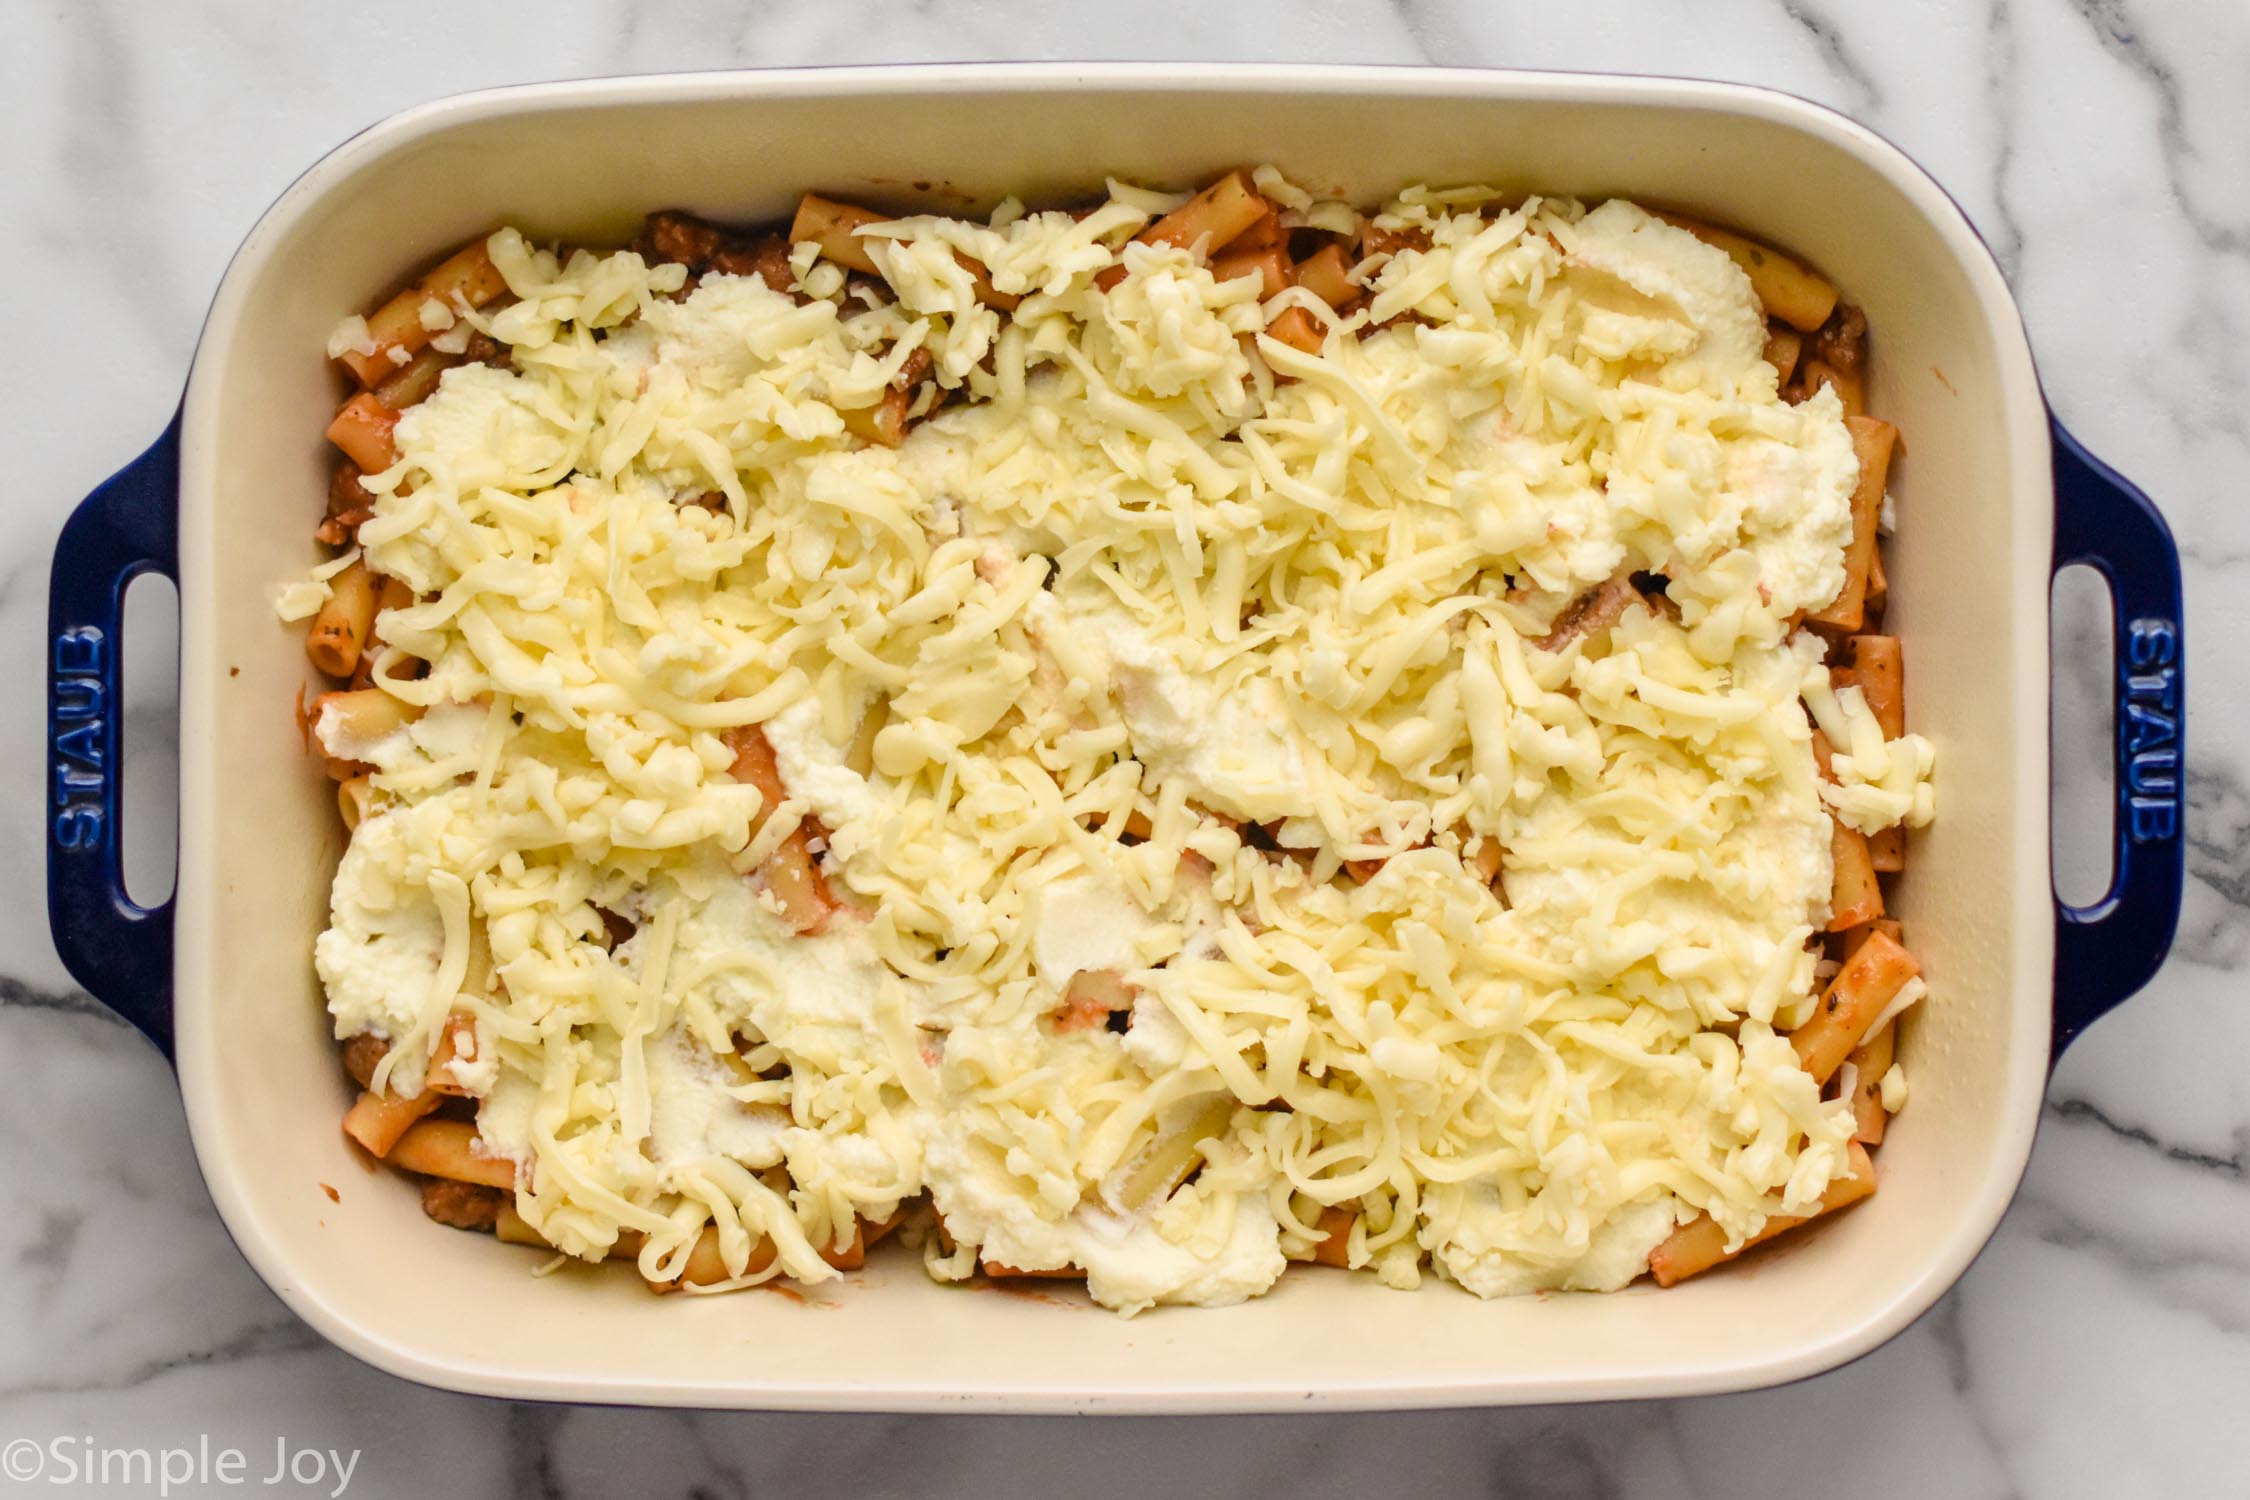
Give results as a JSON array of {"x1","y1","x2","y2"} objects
[{"x1": 297, "y1": 176, "x2": 1932, "y2": 1313}]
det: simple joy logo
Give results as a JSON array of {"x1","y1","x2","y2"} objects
[{"x1": 3, "y1": 1434, "x2": 361, "y2": 1496}]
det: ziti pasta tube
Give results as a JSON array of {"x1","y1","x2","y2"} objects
[
  {"x1": 304, "y1": 560, "x2": 378, "y2": 679},
  {"x1": 1654, "y1": 212, "x2": 1839, "y2": 332},
  {"x1": 342, "y1": 1088, "x2": 440, "y2": 1158},
  {"x1": 388, "y1": 1119, "x2": 518, "y2": 1190},
  {"x1": 336, "y1": 237, "x2": 508, "y2": 386},
  {"x1": 1806, "y1": 416, "x2": 1897, "y2": 633},
  {"x1": 1793, "y1": 928, "x2": 1919, "y2": 1086},
  {"x1": 790, "y1": 193, "x2": 885, "y2": 275},
  {"x1": 325, "y1": 393, "x2": 402, "y2": 474},
  {"x1": 1647, "y1": 1141, "x2": 1876, "y2": 1287}
]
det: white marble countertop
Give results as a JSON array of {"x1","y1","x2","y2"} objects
[{"x1": 6, "y1": 1, "x2": 2243, "y2": 1495}]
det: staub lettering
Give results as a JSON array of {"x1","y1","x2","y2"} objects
[
  {"x1": 2121, "y1": 617, "x2": 2180, "y2": 843},
  {"x1": 51, "y1": 626, "x2": 107, "y2": 850}
]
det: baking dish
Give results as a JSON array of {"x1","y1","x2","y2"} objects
[{"x1": 44, "y1": 64, "x2": 2184, "y2": 1411}]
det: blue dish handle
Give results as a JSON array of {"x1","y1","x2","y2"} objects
[
  {"x1": 47, "y1": 414, "x2": 180, "y2": 1058},
  {"x1": 2050, "y1": 416, "x2": 2185, "y2": 1056}
]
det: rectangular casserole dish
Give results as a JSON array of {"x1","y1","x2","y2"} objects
[{"x1": 45, "y1": 63, "x2": 2185, "y2": 1411}]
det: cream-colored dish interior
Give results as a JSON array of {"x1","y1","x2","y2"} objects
[{"x1": 174, "y1": 66, "x2": 2052, "y2": 1410}]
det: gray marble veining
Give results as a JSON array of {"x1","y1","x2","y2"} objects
[{"x1": 6, "y1": 0, "x2": 2244, "y2": 1494}]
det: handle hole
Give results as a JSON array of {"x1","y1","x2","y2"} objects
[
  {"x1": 2051, "y1": 563, "x2": 2114, "y2": 908},
  {"x1": 120, "y1": 571, "x2": 179, "y2": 908}
]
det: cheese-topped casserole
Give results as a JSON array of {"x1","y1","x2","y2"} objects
[{"x1": 286, "y1": 170, "x2": 1934, "y2": 1314}]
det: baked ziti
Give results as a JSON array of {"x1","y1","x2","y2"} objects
[{"x1": 275, "y1": 168, "x2": 1933, "y2": 1313}]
